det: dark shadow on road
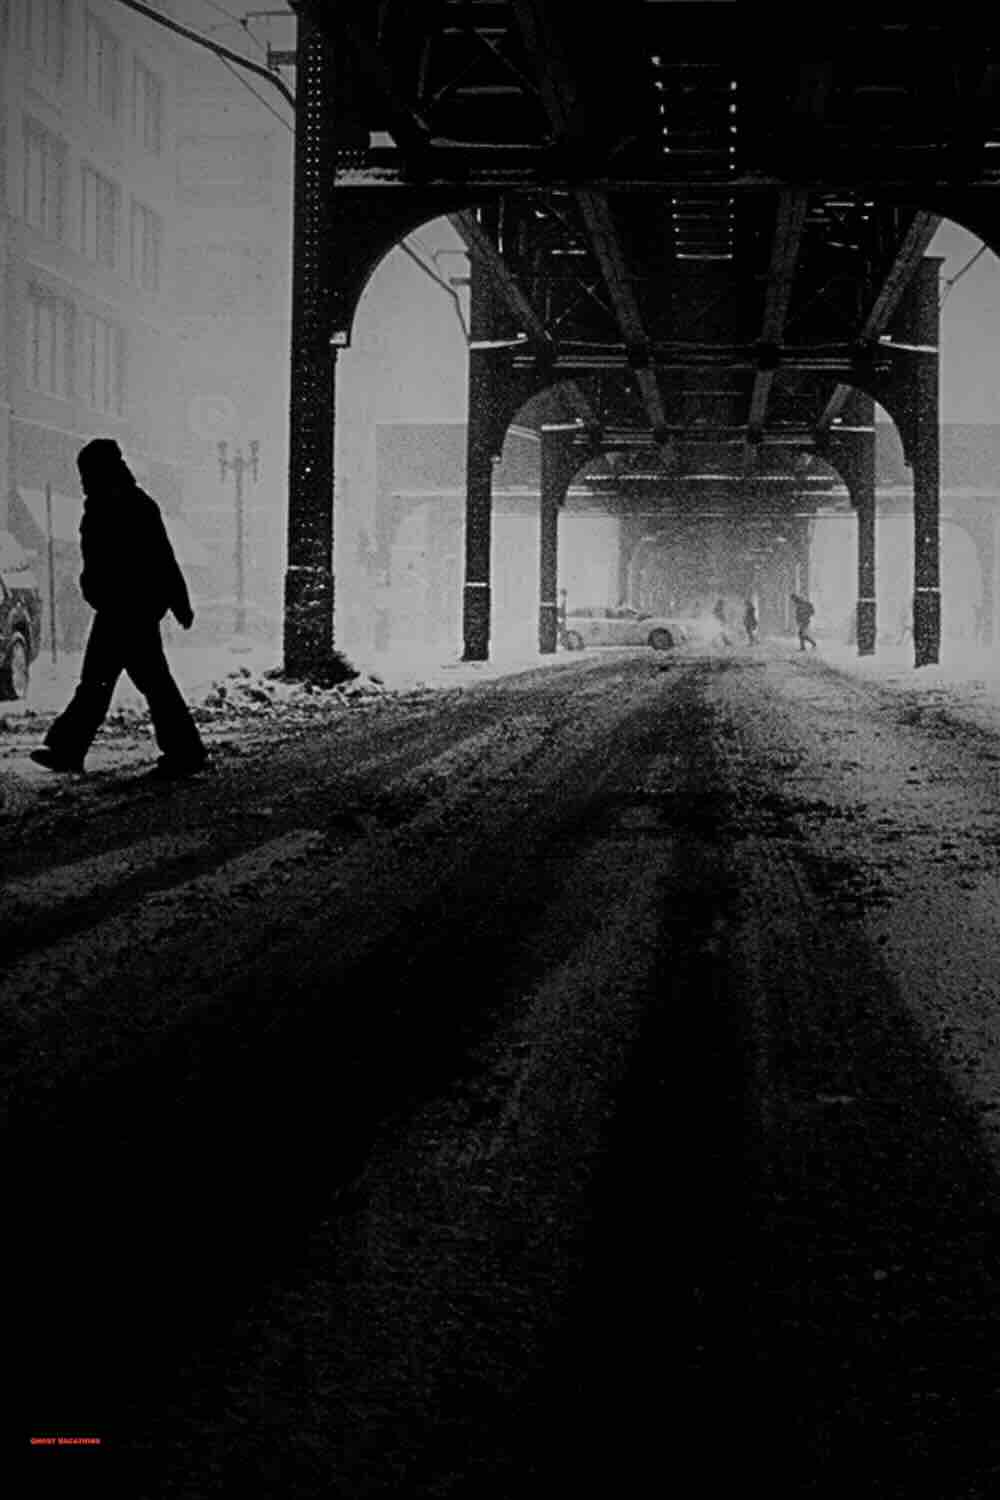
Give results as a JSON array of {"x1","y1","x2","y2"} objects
[{"x1": 526, "y1": 662, "x2": 1000, "y2": 1500}]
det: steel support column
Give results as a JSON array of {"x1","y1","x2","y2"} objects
[
  {"x1": 617, "y1": 513, "x2": 638, "y2": 607},
  {"x1": 908, "y1": 262, "x2": 942, "y2": 668},
  {"x1": 912, "y1": 366, "x2": 941, "y2": 668},
  {"x1": 538, "y1": 431, "x2": 579, "y2": 652},
  {"x1": 835, "y1": 392, "x2": 877, "y2": 655},
  {"x1": 462, "y1": 245, "x2": 539, "y2": 661},
  {"x1": 284, "y1": 15, "x2": 342, "y2": 679},
  {"x1": 856, "y1": 479, "x2": 877, "y2": 655},
  {"x1": 869, "y1": 258, "x2": 942, "y2": 668},
  {"x1": 463, "y1": 347, "x2": 495, "y2": 661},
  {"x1": 538, "y1": 438, "x2": 559, "y2": 654}
]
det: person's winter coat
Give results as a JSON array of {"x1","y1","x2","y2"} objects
[
  {"x1": 79, "y1": 480, "x2": 193, "y2": 626},
  {"x1": 792, "y1": 595, "x2": 814, "y2": 629}
]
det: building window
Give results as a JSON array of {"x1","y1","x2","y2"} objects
[
  {"x1": 26, "y1": 286, "x2": 74, "y2": 398},
  {"x1": 85, "y1": 10, "x2": 121, "y2": 122},
  {"x1": 130, "y1": 199, "x2": 162, "y2": 292},
  {"x1": 81, "y1": 311, "x2": 125, "y2": 415},
  {"x1": 81, "y1": 165, "x2": 120, "y2": 269},
  {"x1": 132, "y1": 56, "x2": 163, "y2": 155},
  {"x1": 22, "y1": 0, "x2": 67, "y2": 81},
  {"x1": 23, "y1": 117, "x2": 66, "y2": 240}
]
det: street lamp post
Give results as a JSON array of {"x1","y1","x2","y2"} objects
[{"x1": 218, "y1": 439, "x2": 260, "y2": 636}]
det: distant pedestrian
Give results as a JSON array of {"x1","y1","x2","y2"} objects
[
  {"x1": 896, "y1": 600, "x2": 913, "y2": 646},
  {"x1": 710, "y1": 595, "x2": 733, "y2": 647},
  {"x1": 743, "y1": 598, "x2": 759, "y2": 645},
  {"x1": 30, "y1": 439, "x2": 207, "y2": 779},
  {"x1": 791, "y1": 593, "x2": 817, "y2": 651}
]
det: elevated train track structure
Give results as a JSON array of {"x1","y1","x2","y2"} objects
[{"x1": 283, "y1": 2, "x2": 1000, "y2": 674}]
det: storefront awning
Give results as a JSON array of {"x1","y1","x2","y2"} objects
[
  {"x1": 15, "y1": 487, "x2": 82, "y2": 544},
  {"x1": 14, "y1": 489, "x2": 213, "y2": 567},
  {"x1": 0, "y1": 529, "x2": 36, "y2": 575}
]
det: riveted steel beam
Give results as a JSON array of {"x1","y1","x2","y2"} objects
[
  {"x1": 816, "y1": 209, "x2": 941, "y2": 432},
  {"x1": 449, "y1": 209, "x2": 598, "y2": 428},
  {"x1": 745, "y1": 190, "x2": 810, "y2": 455},
  {"x1": 510, "y1": 2, "x2": 669, "y2": 441},
  {"x1": 290, "y1": 0, "x2": 433, "y2": 166},
  {"x1": 450, "y1": 210, "x2": 552, "y2": 343},
  {"x1": 509, "y1": 0, "x2": 581, "y2": 141},
  {"x1": 284, "y1": 10, "x2": 339, "y2": 679},
  {"x1": 574, "y1": 192, "x2": 669, "y2": 437},
  {"x1": 513, "y1": 349, "x2": 890, "y2": 375}
]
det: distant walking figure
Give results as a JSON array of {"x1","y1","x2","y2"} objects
[
  {"x1": 896, "y1": 600, "x2": 913, "y2": 646},
  {"x1": 30, "y1": 439, "x2": 207, "y2": 779},
  {"x1": 711, "y1": 595, "x2": 733, "y2": 647},
  {"x1": 791, "y1": 593, "x2": 817, "y2": 652},
  {"x1": 743, "y1": 599, "x2": 759, "y2": 645}
]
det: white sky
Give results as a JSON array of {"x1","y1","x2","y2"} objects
[{"x1": 931, "y1": 220, "x2": 1000, "y2": 424}]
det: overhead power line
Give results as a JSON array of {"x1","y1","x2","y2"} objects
[
  {"x1": 109, "y1": 0, "x2": 295, "y2": 109},
  {"x1": 197, "y1": 0, "x2": 269, "y2": 54},
  {"x1": 114, "y1": 1, "x2": 465, "y2": 330},
  {"x1": 399, "y1": 241, "x2": 469, "y2": 339},
  {"x1": 218, "y1": 54, "x2": 294, "y2": 129},
  {"x1": 940, "y1": 242, "x2": 989, "y2": 306}
]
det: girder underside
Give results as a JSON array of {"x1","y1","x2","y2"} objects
[
  {"x1": 281, "y1": 2, "x2": 960, "y2": 671},
  {"x1": 287, "y1": 1, "x2": 980, "y2": 455}
]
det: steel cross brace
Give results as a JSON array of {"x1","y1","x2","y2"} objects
[
  {"x1": 815, "y1": 209, "x2": 941, "y2": 434},
  {"x1": 744, "y1": 189, "x2": 810, "y2": 461}
]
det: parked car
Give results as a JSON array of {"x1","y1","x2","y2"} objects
[
  {"x1": 561, "y1": 604, "x2": 688, "y2": 652},
  {"x1": 0, "y1": 531, "x2": 42, "y2": 700}
]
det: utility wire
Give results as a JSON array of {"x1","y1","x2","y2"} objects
[
  {"x1": 139, "y1": 0, "x2": 296, "y2": 125},
  {"x1": 196, "y1": 0, "x2": 271, "y2": 54},
  {"x1": 109, "y1": 0, "x2": 295, "y2": 108},
  {"x1": 115, "y1": 0, "x2": 463, "y2": 332},
  {"x1": 940, "y1": 242, "x2": 989, "y2": 306},
  {"x1": 196, "y1": 0, "x2": 254, "y2": 31},
  {"x1": 399, "y1": 242, "x2": 469, "y2": 339},
  {"x1": 219, "y1": 54, "x2": 294, "y2": 129}
]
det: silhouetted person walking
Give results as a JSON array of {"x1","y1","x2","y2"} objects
[
  {"x1": 791, "y1": 593, "x2": 817, "y2": 651},
  {"x1": 31, "y1": 440, "x2": 207, "y2": 779},
  {"x1": 711, "y1": 595, "x2": 733, "y2": 647},
  {"x1": 743, "y1": 598, "x2": 758, "y2": 645}
]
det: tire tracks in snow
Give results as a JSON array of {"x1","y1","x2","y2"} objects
[{"x1": 9, "y1": 658, "x2": 690, "y2": 1453}]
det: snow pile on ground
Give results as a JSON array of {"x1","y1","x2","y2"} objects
[
  {"x1": 820, "y1": 638, "x2": 1000, "y2": 736},
  {"x1": 51, "y1": 663, "x2": 405, "y2": 735},
  {"x1": 192, "y1": 664, "x2": 395, "y2": 723},
  {"x1": 8, "y1": 648, "x2": 429, "y2": 734},
  {"x1": 12, "y1": 638, "x2": 565, "y2": 728}
]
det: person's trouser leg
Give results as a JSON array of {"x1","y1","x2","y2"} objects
[
  {"x1": 44, "y1": 614, "x2": 123, "y2": 763},
  {"x1": 124, "y1": 623, "x2": 205, "y2": 764}
]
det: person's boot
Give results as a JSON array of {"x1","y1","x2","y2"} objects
[
  {"x1": 30, "y1": 748, "x2": 85, "y2": 773},
  {"x1": 149, "y1": 752, "x2": 208, "y2": 780}
]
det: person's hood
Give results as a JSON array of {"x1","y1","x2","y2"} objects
[
  {"x1": 77, "y1": 437, "x2": 136, "y2": 502},
  {"x1": 82, "y1": 479, "x2": 139, "y2": 506}
]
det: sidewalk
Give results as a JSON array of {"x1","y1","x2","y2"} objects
[
  {"x1": 16, "y1": 640, "x2": 280, "y2": 719},
  {"x1": 820, "y1": 637, "x2": 1000, "y2": 687},
  {"x1": 360, "y1": 641, "x2": 581, "y2": 690},
  {"x1": 13, "y1": 637, "x2": 580, "y2": 718}
]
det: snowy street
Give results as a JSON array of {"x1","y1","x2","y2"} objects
[{"x1": 7, "y1": 640, "x2": 1000, "y2": 1495}]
